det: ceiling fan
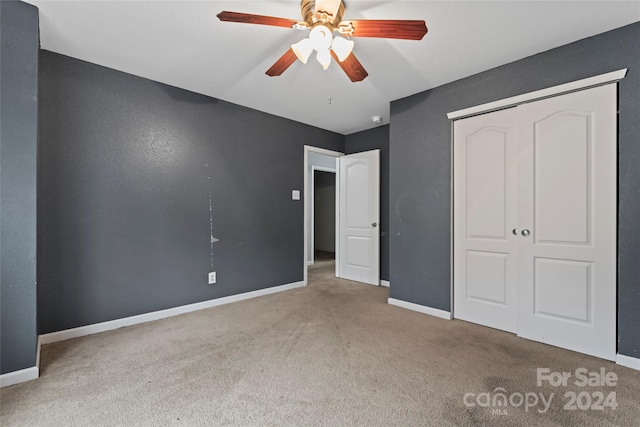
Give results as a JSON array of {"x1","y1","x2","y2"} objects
[{"x1": 217, "y1": 0, "x2": 428, "y2": 82}]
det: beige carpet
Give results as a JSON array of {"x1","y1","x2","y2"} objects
[{"x1": 2, "y1": 260, "x2": 639, "y2": 426}]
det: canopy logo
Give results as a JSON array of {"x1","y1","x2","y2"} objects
[
  {"x1": 462, "y1": 367, "x2": 619, "y2": 416},
  {"x1": 463, "y1": 388, "x2": 553, "y2": 415}
]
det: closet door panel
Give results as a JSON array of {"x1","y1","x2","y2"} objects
[
  {"x1": 466, "y1": 130, "x2": 508, "y2": 240},
  {"x1": 517, "y1": 84, "x2": 617, "y2": 361},
  {"x1": 534, "y1": 113, "x2": 591, "y2": 245},
  {"x1": 453, "y1": 108, "x2": 518, "y2": 333}
]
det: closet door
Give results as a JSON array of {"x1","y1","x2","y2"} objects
[
  {"x1": 516, "y1": 84, "x2": 617, "y2": 360},
  {"x1": 453, "y1": 108, "x2": 518, "y2": 332}
]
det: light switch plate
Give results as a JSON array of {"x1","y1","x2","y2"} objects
[{"x1": 292, "y1": 190, "x2": 300, "y2": 200}]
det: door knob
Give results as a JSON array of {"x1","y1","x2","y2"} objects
[
  {"x1": 372, "y1": 222, "x2": 378, "y2": 228},
  {"x1": 512, "y1": 228, "x2": 518, "y2": 235},
  {"x1": 522, "y1": 229, "x2": 531, "y2": 237}
]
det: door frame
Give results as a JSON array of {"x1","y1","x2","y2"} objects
[
  {"x1": 304, "y1": 145, "x2": 343, "y2": 285},
  {"x1": 310, "y1": 165, "x2": 337, "y2": 266}
]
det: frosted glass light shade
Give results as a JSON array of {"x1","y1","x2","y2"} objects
[
  {"x1": 292, "y1": 38, "x2": 313, "y2": 64},
  {"x1": 316, "y1": 49, "x2": 331, "y2": 70},
  {"x1": 331, "y1": 36, "x2": 354, "y2": 62},
  {"x1": 309, "y1": 25, "x2": 333, "y2": 51}
]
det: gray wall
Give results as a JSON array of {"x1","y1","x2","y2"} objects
[
  {"x1": 313, "y1": 171, "x2": 335, "y2": 253},
  {"x1": 38, "y1": 51, "x2": 344, "y2": 334},
  {"x1": 345, "y1": 125, "x2": 390, "y2": 282},
  {"x1": 0, "y1": 0, "x2": 39, "y2": 374},
  {"x1": 389, "y1": 23, "x2": 640, "y2": 358}
]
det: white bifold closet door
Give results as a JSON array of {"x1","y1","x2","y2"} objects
[
  {"x1": 454, "y1": 84, "x2": 617, "y2": 360},
  {"x1": 453, "y1": 107, "x2": 519, "y2": 333},
  {"x1": 516, "y1": 85, "x2": 617, "y2": 360}
]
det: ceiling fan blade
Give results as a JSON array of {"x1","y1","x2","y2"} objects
[
  {"x1": 217, "y1": 11, "x2": 300, "y2": 29},
  {"x1": 330, "y1": 51, "x2": 368, "y2": 82},
  {"x1": 341, "y1": 19, "x2": 428, "y2": 40},
  {"x1": 266, "y1": 48, "x2": 299, "y2": 77}
]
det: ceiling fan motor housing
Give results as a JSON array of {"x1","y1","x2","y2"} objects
[{"x1": 301, "y1": 0, "x2": 345, "y2": 28}]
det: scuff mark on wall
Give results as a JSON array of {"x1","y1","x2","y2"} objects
[
  {"x1": 392, "y1": 187, "x2": 448, "y2": 299},
  {"x1": 206, "y1": 163, "x2": 220, "y2": 269},
  {"x1": 395, "y1": 190, "x2": 420, "y2": 237}
]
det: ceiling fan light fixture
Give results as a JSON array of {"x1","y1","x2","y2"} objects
[
  {"x1": 316, "y1": 49, "x2": 331, "y2": 70},
  {"x1": 309, "y1": 24, "x2": 333, "y2": 51},
  {"x1": 292, "y1": 38, "x2": 314, "y2": 64},
  {"x1": 217, "y1": 0, "x2": 427, "y2": 82},
  {"x1": 331, "y1": 36, "x2": 354, "y2": 62}
]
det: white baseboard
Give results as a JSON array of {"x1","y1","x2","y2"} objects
[
  {"x1": 387, "y1": 298, "x2": 452, "y2": 320},
  {"x1": 616, "y1": 353, "x2": 640, "y2": 371},
  {"x1": 0, "y1": 366, "x2": 39, "y2": 388},
  {"x1": 380, "y1": 280, "x2": 390, "y2": 287},
  {"x1": 40, "y1": 281, "x2": 306, "y2": 345},
  {"x1": 3, "y1": 281, "x2": 305, "y2": 388}
]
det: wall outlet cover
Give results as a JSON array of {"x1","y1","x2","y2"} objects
[
  {"x1": 208, "y1": 271, "x2": 216, "y2": 284},
  {"x1": 292, "y1": 190, "x2": 300, "y2": 200}
]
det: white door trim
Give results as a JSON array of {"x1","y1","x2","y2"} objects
[
  {"x1": 310, "y1": 165, "x2": 336, "y2": 265},
  {"x1": 304, "y1": 145, "x2": 343, "y2": 285},
  {"x1": 447, "y1": 68, "x2": 627, "y2": 120}
]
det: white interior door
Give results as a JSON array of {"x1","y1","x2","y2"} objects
[
  {"x1": 453, "y1": 108, "x2": 519, "y2": 332},
  {"x1": 338, "y1": 150, "x2": 380, "y2": 285},
  {"x1": 516, "y1": 84, "x2": 617, "y2": 360}
]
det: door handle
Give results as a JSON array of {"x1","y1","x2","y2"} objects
[
  {"x1": 522, "y1": 229, "x2": 531, "y2": 237},
  {"x1": 372, "y1": 222, "x2": 378, "y2": 228}
]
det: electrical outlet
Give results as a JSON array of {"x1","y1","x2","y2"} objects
[{"x1": 208, "y1": 271, "x2": 216, "y2": 284}]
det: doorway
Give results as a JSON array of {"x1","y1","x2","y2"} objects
[
  {"x1": 304, "y1": 146, "x2": 342, "y2": 285},
  {"x1": 312, "y1": 169, "x2": 336, "y2": 265},
  {"x1": 303, "y1": 146, "x2": 381, "y2": 286}
]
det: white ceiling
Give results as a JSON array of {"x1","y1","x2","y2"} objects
[{"x1": 25, "y1": 1, "x2": 640, "y2": 135}]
